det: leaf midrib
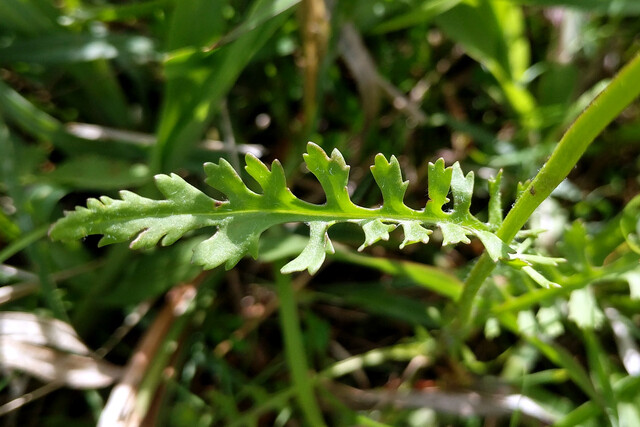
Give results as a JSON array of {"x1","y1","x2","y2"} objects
[{"x1": 83, "y1": 205, "x2": 485, "y2": 227}]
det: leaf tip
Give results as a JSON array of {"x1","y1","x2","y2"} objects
[{"x1": 306, "y1": 141, "x2": 321, "y2": 150}]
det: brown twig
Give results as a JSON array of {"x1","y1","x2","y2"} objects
[
  {"x1": 326, "y1": 381, "x2": 557, "y2": 423},
  {"x1": 98, "y1": 272, "x2": 208, "y2": 427}
]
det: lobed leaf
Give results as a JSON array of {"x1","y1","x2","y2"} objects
[
  {"x1": 50, "y1": 173, "x2": 218, "y2": 249},
  {"x1": 450, "y1": 162, "x2": 474, "y2": 215},
  {"x1": 488, "y1": 170, "x2": 503, "y2": 227},
  {"x1": 358, "y1": 219, "x2": 397, "y2": 251},
  {"x1": 473, "y1": 229, "x2": 511, "y2": 262},
  {"x1": 303, "y1": 143, "x2": 354, "y2": 210},
  {"x1": 440, "y1": 222, "x2": 471, "y2": 246},
  {"x1": 370, "y1": 154, "x2": 410, "y2": 214},
  {"x1": 398, "y1": 221, "x2": 431, "y2": 249},
  {"x1": 51, "y1": 142, "x2": 524, "y2": 275},
  {"x1": 281, "y1": 222, "x2": 334, "y2": 275},
  {"x1": 425, "y1": 158, "x2": 452, "y2": 215}
]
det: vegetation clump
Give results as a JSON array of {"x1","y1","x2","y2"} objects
[{"x1": 1, "y1": 1, "x2": 640, "y2": 425}]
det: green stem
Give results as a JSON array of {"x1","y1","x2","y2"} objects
[
  {"x1": 456, "y1": 51, "x2": 640, "y2": 330},
  {"x1": 274, "y1": 264, "x2": 326, "y2": 427},
  {"x1": 0, "y1": 224, "x2": 48, "y2": 264}
]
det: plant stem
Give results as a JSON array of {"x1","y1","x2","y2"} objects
[
  {"x1": 274, "y1": 264, "x2": 326, "y2": 427},
  {"x1": 456, "y1": 51, "x2": 640, "y2": 330},
  {"x1": 0, "y1": 224, "x2": 48, "y2": 264}
]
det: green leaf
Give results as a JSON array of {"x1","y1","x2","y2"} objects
[
  {"x1": 560, "y1": 221, "x2": 591, "y2": 271},
  {"x1": 398, "y1": 221, "x2": 431, "y2": 249},
  {"x1": 450, "y1": 162, "x2": 474, "y2": 215},
  {"x1": 0, "y1": 34, "x2": 158, "y2": 65},
  {"x1": 51, "y1": 142, "x2": 519, "y2": 275},
  {"x1": 192, "y1": 216, "x2": 266, "y2": 269},
  {"x1": 72, "y1": 0, "x2": 171, "y2": 23},
  {"x1": 0, "y1": 210, "x2": 20, "y2": 241},
  {"x1": 244, "y1": 155, "x2": 294, "y2": 203},
  {"x1": 568, "y1": 286, "x2": 604, "y2": 330},
  {"x1": 488, "y1": 169, "x2": 503, "y2": 227},
  {"x1": 522, "y1": 266, "x2": 560, "y2": 289},
  {"x1": 537, "y1": 305, "x2": 564, "y2": 338},
  {"x1": 440, "y1": 223, "x2": 470, "y2": 246},
  {"x1": 619, "y1": 402, "x2": 640, "y2": 427},
  {"x1": 153, "y1": 0, "x2": 297, "y2": 172},
  {"x1": 473, "y1": 229, "x2": 510, "y2": 261},
  {"x1": 0, "y1": 79, "x2": 87, "y2": 154},
  {"x1": 204, "y1": 159, "x2": 260, "y2": 207},
  {"x1": 370, "y1": 154, "x2": 410, "y2": 214},
  {"x1": 303, "y1": 144, "x2": 355, "y2": 210},
  {"x1": 512, "y1": 0, "x2": 640, "y2": 15},
  {"x1": 371, "y1": 0, "x2": 463, "y2": 33},
  {"x1": 623, "y1": 270, "x2": 640, "y2": 300},
  {"x1": 517, "y1": 310, "x2": 538, "y2": 336},
  {"x1": 621, "y1": 194, "x2": 640, "y2": 254},
  {"x1": 583, "y1": 330, "x2": 619, "y2": 422},
  {"x1": 50, "y1": 173, "x2": 218, "y2": 248},
  {"x1": 212, "y1": 0, "x2": 301, "y2": 49},
  {"x1": 498, "y1": 312, "x2": 599, "y2": 403},
  {"x1": 0, "y1": 0, "x2": 56, "y2": 36},
  {"x1": 509, "y1": 253, "x2": 566, "y2": 266},
  {"x1": 42, "y1": 156, "x2": 150, "y2": 190},
  {"x1": 425, "y1": 158, "x2": 452, "y2": 214},
  {"x1": 435, "y1": 0, "x2": 538, "y2": 126},
  {"x1": 358, "y1": 219, "x2": 397, "y2": 251},
  {"x1": 165, "y1": 0, "x2": 226, "y2": 51},
  {"x1": 281, "y1": 222, "x2": 334, "y2": 274}
]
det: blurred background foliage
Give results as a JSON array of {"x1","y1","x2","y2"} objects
[{"x1": 1, "y1": 0, "x2": 640, "y2": 425}]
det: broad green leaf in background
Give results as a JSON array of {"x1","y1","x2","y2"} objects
[
  {"x1": 537, "y1": 63, "x2": 579, "y2": 126},
  {"x1": 165, "y1": 0, "x2": 227, "y2": 51},
  {"x1": 0, "y1": 79, "x2": 67, "y2": 145},
  {"x1": 435, "y1": 0, "x2": 539, "y2": 127},
  {"x1": 42, "y1": 156, "x2": 150, "y2": 190},
  {"x1": 0, "y1": 34, "x2": 159, "y2": 65},
  {"x1": 0, "y1": 210, "x2": 21, "y2": 242},
  {"x1": 152, "y1": 0, "x2": 299, "y2": 172},
  {"x1": 69, "y1": 0, "x2": 171, "y2": 23},
  {"x1": 0, "y1": 0, "x2": 57, "y2": 35},
  {"x1": 371, "y1": 0, "x2": 463, "y2": 33},
  {"x1": 0, "y1": 0, "x2": 132, "y2": 127},
  {"x1": 214, "y1": 0, "x2": 304, "y2": 49},
  {"x1": 0, "y1": 80, "x2": 136, "y2": 156}
]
